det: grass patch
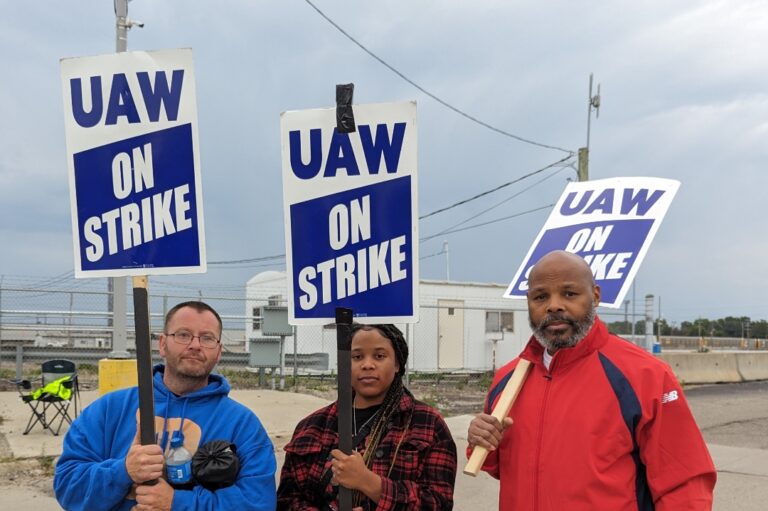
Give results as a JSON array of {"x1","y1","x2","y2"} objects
[
  {"x1": 38, "y1": 455, "x2": 56, "y2": 476},
  {"x1": 0, "y1": 368, "x2": 17, "y2": 380},
  {"x1": 77, "y1": 363, "x2": 98, "y2": 374},
  {"x1": 419, "y1": 394, "x2": 441, "y2": 410},
  {"x1": 217, "y1": 368, "x2": 263, "y2": 389},
  {"x1": 477, "y1": 371, "x2": 494, "y2": 390}
]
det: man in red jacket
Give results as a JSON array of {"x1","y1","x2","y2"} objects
[{"x1": 468, "y1": 250, "x2": 716, "y2": 510}]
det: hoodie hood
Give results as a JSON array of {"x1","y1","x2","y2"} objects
[
  {"x1": 151, "y1": 363, "x2": 230, "y2": 400},
  {"x1": 151, "y1": 364, "x2": 231, "y2": 451}
]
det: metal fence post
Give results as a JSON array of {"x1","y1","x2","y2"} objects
[
  {"x1": 404, "y1": 323, "x2": 410, "y2": 386},
  {"x1": 15, "y1": 342, "x2": 23, "y2": 380},
  {"x1": 0, "y1": 276, "x2": 4, "y2": 334},
  {"x1": 292, "y1": 325, "x2": 298, "y2": 392}
]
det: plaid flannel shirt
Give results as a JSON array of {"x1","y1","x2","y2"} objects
[{"x1": 277, "y1": 392, "x2": 457, "y2": 511}]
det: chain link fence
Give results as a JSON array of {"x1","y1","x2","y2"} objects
[
  {"x1": 0, "y1": 282, "x2": 528, "y2": 396},
  {"x1": 2, "y1": 282, "x2": 765, "y2": 399}
]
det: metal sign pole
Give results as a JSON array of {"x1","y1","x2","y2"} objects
[{"x1": 335, "y1": 307, "x2": 353, "y2": 511}]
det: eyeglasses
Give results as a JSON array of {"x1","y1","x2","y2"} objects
[{"x1": 166, "y1": 331, "x2": 220, "y2": 349}]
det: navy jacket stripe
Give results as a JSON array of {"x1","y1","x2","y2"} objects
[
  {"x1": 486, "y1": 369, "x2": 515, "y2": 413},
  {"x1": 598, "y1": 352, "x2": 654, "y2": 511}
]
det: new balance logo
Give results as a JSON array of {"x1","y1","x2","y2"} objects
[{"x1": 661, "y1": 390, "x2": 679, "y2": 404}]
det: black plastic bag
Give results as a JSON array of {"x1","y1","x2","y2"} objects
[{"x1": 192, "y1": 440, "x2": 240, "y2": 490}]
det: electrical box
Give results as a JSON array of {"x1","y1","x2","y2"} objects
[
  {"x1": 262, "y1": 306, "x2": 292, "y2": 336},
  {"x1": 248, "y1": 338, "x2": 282, "y2": 367}
]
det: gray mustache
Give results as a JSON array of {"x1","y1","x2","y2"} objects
[{"x1": 538, "y1": 314, "x2": 577, "y2": 329}]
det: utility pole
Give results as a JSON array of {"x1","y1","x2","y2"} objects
[
  {"x1": 577, "y1": 73, "x2": 601, "y2": 182},
  {"x1": 0, "y1": 275, "x2": 4, "y2": 345},
  {"x1": 109, "y1": 0, "x2": 143, "y2": 359},
  {"x1": 644, "y1": 294, "x2": 654, "y2": 353},
  {"x1": 656, "y1": 295, "x2": 662, "y2": 347},
  {"x1": 623, "y1": 299, "x2": 630, "y2": 334},
  {"x1": 631, "y1": 281, "x2": 637, "y2": 343}
]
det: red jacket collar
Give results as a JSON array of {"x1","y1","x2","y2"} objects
[{"x1": 521, "y1": 316, "x2": 609, "y2": 371}]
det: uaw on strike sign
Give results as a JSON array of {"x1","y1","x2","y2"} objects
[
  {"x1": 505, "y1": 177, "x2": 679, "y2": 307},
  {"x1": 281, "y1": 101, "x2": 418, "y2": 325},
  {"x1": 61, "y1": 49, "x2": 205, "y2": 277}
]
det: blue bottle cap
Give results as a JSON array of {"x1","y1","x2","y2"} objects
[{"x1": 170, "y1": 431, "x2": 184, "y2": 448}]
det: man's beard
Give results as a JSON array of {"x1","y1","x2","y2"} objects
[
  {"x1": 529, "y1": 305, "x2": 596, "y2": 353},
  {"x1": 174, "y1": 356, "x2": 213, "y2": 380}
]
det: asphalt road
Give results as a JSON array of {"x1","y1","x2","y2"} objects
[
  {"x1": 1, "y1": 380, "x2": 766, "y2": 510},
  {"x1": 685, "y1": 380, "x2": 768, "y2": 450}
]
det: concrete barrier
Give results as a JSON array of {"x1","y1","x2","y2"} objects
[
  {"x1": 735, "y1": 353, "x2": 768, "y2": 381},
  {"x1": 658, "y1": 353, "x2": 743, "y2": 384}
]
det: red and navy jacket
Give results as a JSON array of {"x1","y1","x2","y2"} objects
[
  {"x1": 474, "y1": 318, "x2": 716, "y2": 511},
  {"x1": 278, "y1": 391, "x2": 457, "y2": 511}
]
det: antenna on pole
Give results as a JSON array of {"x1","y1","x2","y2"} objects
[
  {"x1": 114, "y1": 0, "x2": 144, "y2": 52},
  {"x1": 586, "y1": 73, "x2": 601, "y2": 150},
  {"x1": 578, "y1": 73, "x2": 601, "y2": 181}
]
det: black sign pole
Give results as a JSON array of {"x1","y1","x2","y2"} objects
[
  {"x1": 132, "y1": 276, "x2": 156, "y2": 448},
  {"x1": 335, "y1": 307, "x2": 354, "y2": 511}
]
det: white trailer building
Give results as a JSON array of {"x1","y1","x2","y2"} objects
[{"x1": 245, "y1": 271, "x2": 532, "y2": 373}]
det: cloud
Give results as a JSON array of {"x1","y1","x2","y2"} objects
[{"x1": 0, "y1": 1, "x2": 764, "y2": 322}]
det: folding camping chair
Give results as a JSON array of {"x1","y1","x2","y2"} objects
[{"x1": 13, "y1": 359, "x2": 80, "y2": 436}]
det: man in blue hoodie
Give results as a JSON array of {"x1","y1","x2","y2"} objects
[{"x1": 54, "y1": 301, "x2": 277, "y2": 511}]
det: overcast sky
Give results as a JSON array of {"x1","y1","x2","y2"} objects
[{"x1": 1, "y1": 1, "x2": 765, "y2": 324}]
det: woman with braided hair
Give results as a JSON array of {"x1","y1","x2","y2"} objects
[{"x1": 277, "y1": 323, "x2": 457, "y2": 510}]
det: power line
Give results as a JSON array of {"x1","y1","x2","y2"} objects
[
  {"x1": 151, "y1": 279, "x2": 246, "y2": 292},
  {"x1": 207, "y1": 262, "x2": 286, "y2": 271},
  {"x1": 419, "y1": 154, "x2": 573, "y2": 220},
  {"x1": 420, "y1": 203, "x2": 554, "y2": 242},
  {"x1": 303, "y1": 0, "x2": 573, "y2": 155},
  {"x1": 29, "y1": 270, "x2": 75, "y2": 288},
  {"x1": 419, "y1": 248, "x2": 447, "y2": 261},
  {"x1": 208, "y1": 254, "x2": 285, "y2": 265},
  {"x1": 423, "y1": 165, "x2": 569, "y2": 241}
]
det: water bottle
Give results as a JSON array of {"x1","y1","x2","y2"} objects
[{"x1": 165, "y1": 433, "x2": 193, "y2": 485}]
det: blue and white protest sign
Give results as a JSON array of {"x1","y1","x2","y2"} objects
[
  {"x1": 281, "y1": 101, "x2": 418, "y2": 325},
  {"x1": 504, "y1": 177, "x2": 679, "y2": 307},
  {"x1": 61, "y1": 49, "x2": 206, "y2": 278}
]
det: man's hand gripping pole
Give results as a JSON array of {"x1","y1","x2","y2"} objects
[{"x1": 464, "y1": 359, "x2": 532, "y2": 476}]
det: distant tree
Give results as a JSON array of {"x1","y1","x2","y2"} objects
[
  {"x1": 751, "y1": 320, "x2": 768, "y2": 338},
  {"x1": 652, "y1": 316, "x2": 766, "y2": 338},
  {"x1": 717, "y1": 316, "x2": 745, "y2": 337},
  {"x1": 606, "y1": 320, "x2": 631, "y2": 335},
  {"x1": 598, "y1": 315, "x2": 765, "y2": 338},
  {"x1": 654, "y1": 319, "x2": 672, "y2": 336},
  {"x1": 678, "y1": 319, "x2": 712, "y2": 337}
]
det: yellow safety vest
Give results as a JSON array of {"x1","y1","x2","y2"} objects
[{"x1": 32, "y1": 376, "x2": 73, "y2": 400}]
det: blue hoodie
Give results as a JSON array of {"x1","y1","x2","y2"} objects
[{"x1": 54, "y1": 365, "x2": 277, "y2": 511}]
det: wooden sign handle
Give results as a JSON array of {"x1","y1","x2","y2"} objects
[{"x1": 464, "y1": 359, "x2": 532, "y2": 476}]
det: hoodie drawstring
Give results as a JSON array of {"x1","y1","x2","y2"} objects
[
  {"x1": 177, "y1": 398, "x2": 189, "y2": 441},
  {"x1": 160, "y1": 400, "x2": 171, "y2": 451},
  {"x1": 162, "y1": 396, "x2": 190, "y2": 450}
]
